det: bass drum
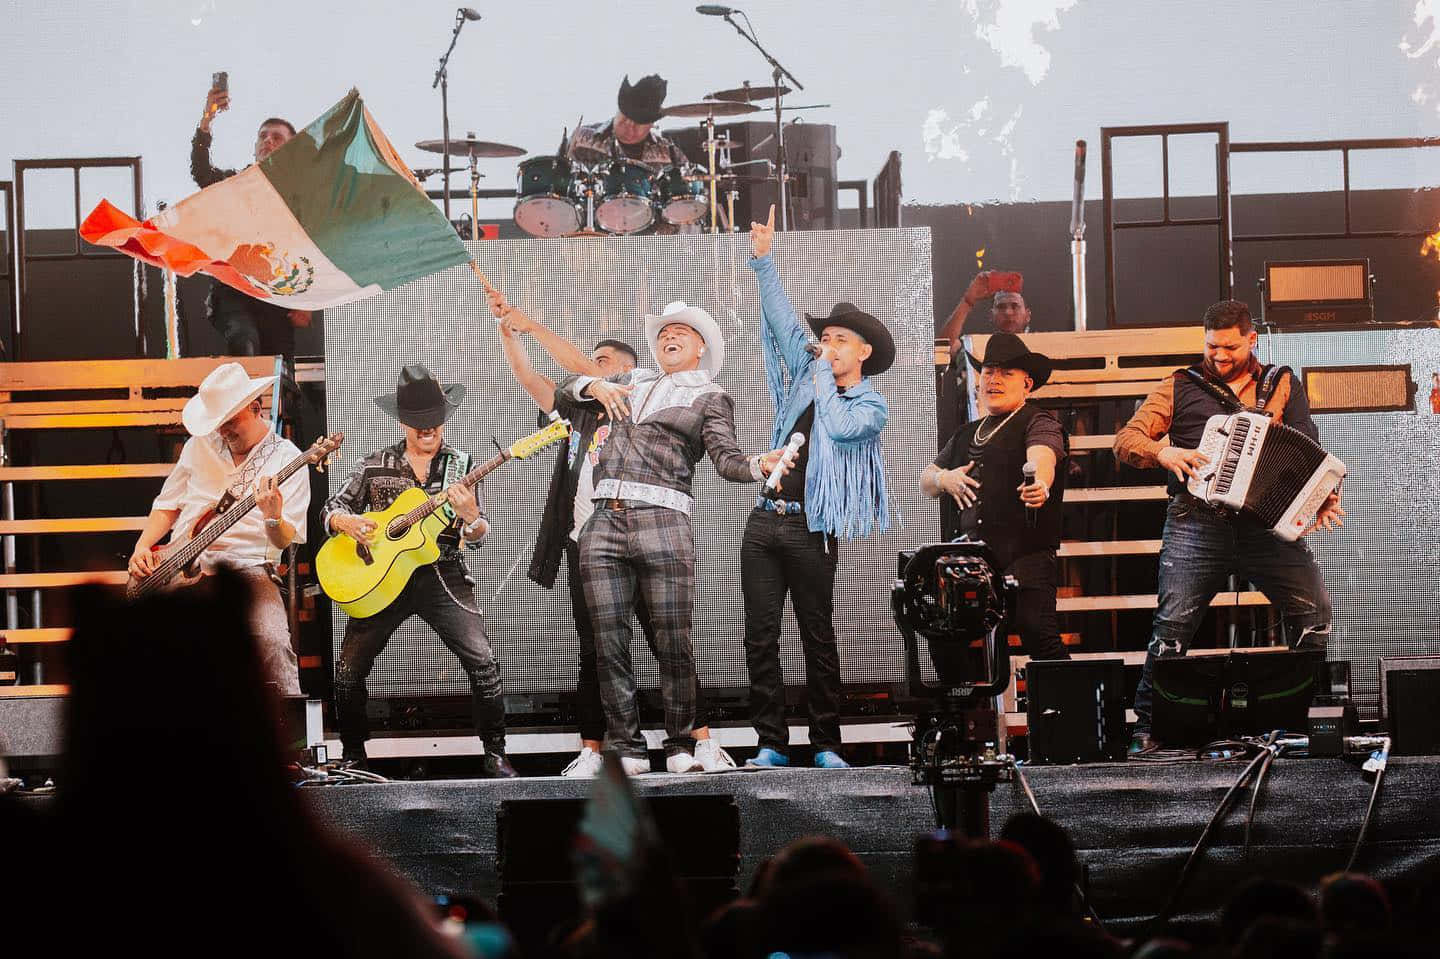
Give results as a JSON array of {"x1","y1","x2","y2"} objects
[
  {"x1": 514, "y1": 156, "x2": 582, "y2": 238},
  {"x1": 654, "y1": 166, "x2": 708, "y2": 225},
  {"x1": 594, "y1": 160, "x2": 655, "y2": 234}
]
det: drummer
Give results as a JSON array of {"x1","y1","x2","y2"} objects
[{"x1": 569, "y1": 74, "x2": 689, "y2": 173}]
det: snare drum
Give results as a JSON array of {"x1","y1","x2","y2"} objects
[
  {"x1": 594, "y1": 160, "x2": 655, "y2": 234},
  {"x1": 654, "y1": 165, "x2": 709, "y2": 225},
  {"x1": 514, "y1": 156, "x2": 582, "y2": 238}
]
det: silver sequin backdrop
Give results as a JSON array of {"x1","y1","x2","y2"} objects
[{"x1": 324, "y1": 229, "x2": 938, "y2": 699}]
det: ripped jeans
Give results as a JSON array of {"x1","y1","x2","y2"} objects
[{"x1": 1133, "y1": 495, "x2": 1332, "y2": 732}]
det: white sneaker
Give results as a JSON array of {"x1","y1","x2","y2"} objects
[
  {"x1": 561, "y1": 746, "x2": 604, "y2": 778},
  {"x1": 665, "y1": 750, "x2": 704, "y2": 773},
  {"x1": 694, "y1": 738, "x2": 738, "y2": 773},
  {"x1": 620, "y1": 755, "x2": 652, "y2": 776}
]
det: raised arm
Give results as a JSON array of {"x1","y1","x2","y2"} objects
[
  {"x1": 485, "y1": 284, "x2": 600, "y2": 379},
  {"x1": 749, "y1": 205, "x2": 813, "y2": 384},
  {"x1": 497, "y1": 320, "x2": 558, "y2": 413},
  {"x1": 939, "y1": 272, "x2": 993, "y2": 357}
]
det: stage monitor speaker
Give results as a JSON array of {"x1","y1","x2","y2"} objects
[
  {"x1": 665, "y1": 120, "x2": 840, "y2": 230},
  {"x1": 1262, "y1": 258, "x2": 1373, "y2": 327},
  {"x1": 1154, "y1": 649, "x2": 1324, "y2": 747},
  {"x1": 1303, "y1": 365, "x2": 1415, "y2": 414},
  {"x1": 1381, "y1": 656, "x2": 1440, "y2": 755},
  {"x1": 1024, "y1": 658, "x2": 1127, "y2": 764}
]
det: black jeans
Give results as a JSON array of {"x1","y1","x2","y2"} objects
[
  {"x1": 1005, "y1": 550, "x2": 1068, "y2": 661},
  {"x1": 741, "y1": 508, "x2": 843, "y2": 753},
  {"x1": 334, "y1": 562, "x2": 505, "y2": 757},
  {"x1": 565, "y1": 537, "x2": 710, "y2": 744}
]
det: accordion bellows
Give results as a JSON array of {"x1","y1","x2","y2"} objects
[{"x1": 1188, "y1": 411, "x2": 1347, "y2": 540}]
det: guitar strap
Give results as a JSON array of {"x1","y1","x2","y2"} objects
[{"x1": 437, "y1": 449, "x2": 472, "y2": 524}]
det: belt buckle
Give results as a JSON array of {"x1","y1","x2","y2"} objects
[
  {"x1": 772, "y1": 498, "x2": 788, "y2": 513},
  {"x1": 607, "y1": 498, "x2": 626, "y2": 511}
]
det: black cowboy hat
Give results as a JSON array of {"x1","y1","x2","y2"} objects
[
  {"x1": 374, "y1": 364, "x2": 465, "y2": 430},
  {"x1": 966, "y1": 332, "x2": 1052, "y2": 389},
  {"x1": 804, "y1": 302, "x2": 896, "y2": 376},
  {"x1": 618, "y1": 74, "x2": 667, "y2": 125}
]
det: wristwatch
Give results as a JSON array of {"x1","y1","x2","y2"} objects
[
  {"x1": 264, "y1": 517, "x2": 282, "y2": 529},
  {"x1": 462, "y1": 516, "x2": 486, "y2": 538}
]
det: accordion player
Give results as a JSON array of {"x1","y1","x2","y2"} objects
[{"x1": 1187, "y1": 410, "x2": 1346, "y2": 541}]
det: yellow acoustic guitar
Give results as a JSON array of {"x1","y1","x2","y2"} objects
[{"x1": 317, "y1": 418, "x2": 571, "y2": 618}]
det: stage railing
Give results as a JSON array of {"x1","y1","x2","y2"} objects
[
  {"x1": 1, "y1": 180, "x2": 15, "y2": 359},
  {"x1": 1229, "y1": 136, "x2": 1440, "y2": 243},
  {"x1": 0, "y1": 356, "x2": 281, "y2": 693},
  {"x1": 12, "y1": 157, "x2": 144, "y2": 360},
  {"x1": 1100, "y1": 122, "x2": 1233, "y2": 328}
]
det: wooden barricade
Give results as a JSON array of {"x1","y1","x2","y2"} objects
[{"x1": 0, "y1": 356, "x2": 282, "y2": 675}]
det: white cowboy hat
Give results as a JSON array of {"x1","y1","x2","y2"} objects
[
  {"x1": 643, "y1": 301, "x2": 724, "y2": 376},
  {"x1": 182, "y1": 362, "x2": 277, "y2": 437}
]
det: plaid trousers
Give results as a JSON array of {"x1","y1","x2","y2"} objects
[{"x1": 579, "y1": 503, "x2": 697, "y2": 758}]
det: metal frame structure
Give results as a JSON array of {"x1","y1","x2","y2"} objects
[
  {"x1": 12, "y1": 157, "x2": 143, "y2": 359},
  {"x1": 1100, "y1": 122, "x2": 1232, "y2": 327},
  {"x1": 1230, "y1": 137, "x2": 1440, "y2": 244},
  {"x1": 873, "y1": 150, "x2": 902, "y2": 228},
  {"x1": 1, "y1": 181, "x2": 15, "y2": 359}
]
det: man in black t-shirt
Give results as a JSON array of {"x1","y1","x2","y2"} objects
[{"x1": 921, "y1": 333, "x2": 1069, "y2": 661}]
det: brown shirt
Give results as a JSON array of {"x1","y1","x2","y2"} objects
[{"x1": 1114, "y1": 361, "x2": 1294, "y2": 470}]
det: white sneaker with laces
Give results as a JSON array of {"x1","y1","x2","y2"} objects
[
  {"x1": 620, "y1": 755, "x2": 652, "y2": 776},
  {"x1": 665, "y1": 750, "x2": 704, "y2": 773},
  {"x1": 561, "y1": 746, "x2": 604, "y2": 778},
  {"x1": 694, "y1": 738, "x2": 737, "y2": 773}
]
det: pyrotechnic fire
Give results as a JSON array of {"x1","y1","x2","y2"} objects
[{"x1": 1421, "y1": 224, "x2": 1440, "y2": 259}]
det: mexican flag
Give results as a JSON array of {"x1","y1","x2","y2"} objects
[{"x1": 80, "y1": 89, "x2": 469, "y2": 310}]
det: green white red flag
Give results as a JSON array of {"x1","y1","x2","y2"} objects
[{"x1": 80, "y1": 89, "x2": 469, "y2": 310}]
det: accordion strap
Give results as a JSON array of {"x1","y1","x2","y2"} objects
[{"x1": 1182, "y1": 364, "x2": 1291, "y2": 416}]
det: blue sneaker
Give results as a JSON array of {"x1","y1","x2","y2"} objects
[
  {"x1": 813, "y1": 750, "x2": 851, "y2": 769},
  {"x1": 746, "y1": 747, "x2": 790, "y2": 768}
]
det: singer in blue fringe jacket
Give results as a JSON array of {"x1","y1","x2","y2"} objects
[{"x1": 743, "y1": 206, "x2": 894, "y2": 770}]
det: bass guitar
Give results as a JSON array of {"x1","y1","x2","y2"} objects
[
  {"x1": 126, "y1": 432, "x2": 345, "y2": 600},
  {"x1": 316, "y1": 418, "x2": 570, "y2": 618}
]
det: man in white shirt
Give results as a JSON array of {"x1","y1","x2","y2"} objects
[{"x1": 128, "y1": 363, "x2": 309, "y2": 694}]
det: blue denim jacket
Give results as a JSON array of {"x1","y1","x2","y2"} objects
[{"x1": 750, "y1": 254, "x2": 892, "y2": 538}]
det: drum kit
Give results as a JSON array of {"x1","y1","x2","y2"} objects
[{"x1": 415, "y1": 82, "x2": 812, "y2": 240}]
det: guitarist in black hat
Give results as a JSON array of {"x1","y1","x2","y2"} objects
[
  {"x1": 920, "y1": 333, "x2": 1070, "y2": 661},
  {"x1": 320, "y1": 365, "x2": 515, "y2": 777}
]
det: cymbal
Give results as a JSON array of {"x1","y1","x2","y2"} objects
[
  {"x1": 662, "y1": 100, "x2": 762, "y2": 118},
  {"x1": 706, "y1": 84, "x2": 792, "y2": 102},
  {"x1": 415, "y1": 135, "x2": 526, "y2": 158}
]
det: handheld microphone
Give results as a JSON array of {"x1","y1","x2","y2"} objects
[
  {"x1": 766, "y1": 432, "x2": 805, "y2": 489},
  {"x1": 1022, "y1": 462, "x2": 1039, "y2": 528},
  {"x1": 458, "y1": 7, "x2": 483, "y2": 20},
  {"x1": 803, "y1": 335, "x2": 823, "y2": 359},
  {"x1": 696, "y1": 4, "x2": 737, "y2": 15}
]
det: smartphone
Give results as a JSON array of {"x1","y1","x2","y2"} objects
[
  {"x1": 988, "y1": 270, "x2": 1023, "y2": 295},
  {"x1": 212, "y1": 71, "x2": 228, "y2": 93}
]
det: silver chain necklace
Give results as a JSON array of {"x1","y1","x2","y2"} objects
[{"x1": 973, "y1": 405, "x2": 1022, "y2": 445}]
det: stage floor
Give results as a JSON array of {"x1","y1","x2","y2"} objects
[{"x1": 302, "y1": 756, "x2": 1440, "y2": 928}]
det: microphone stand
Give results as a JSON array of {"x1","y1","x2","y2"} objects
[
  {"x1": 717, "y1": 11, "x2": 804, "y2": 231},
  {"x1": 432, "y1": 10, "x2": 475, "y2": 221}
]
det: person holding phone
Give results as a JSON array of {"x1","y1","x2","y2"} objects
[
  {"x1": 190, "y1": 74, "x2": 310, "y2": 361},
  {"x1": 940, "y1": 270, "x2": 1031, "y2": 357}
]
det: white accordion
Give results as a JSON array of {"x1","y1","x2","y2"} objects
[{"x1": 1187, "y1": 411, "x2": 1346, "y2": 541}]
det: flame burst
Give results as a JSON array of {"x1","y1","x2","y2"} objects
[
  {"x1": 1422, "y1": 225, "x2": 1440, "y2": 259},
  {"x1": 976, "y1": 247, "x2": 986, "y2": 269}
]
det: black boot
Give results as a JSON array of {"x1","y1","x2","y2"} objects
[{"x1": 481, "y1": 752, "x2": 519, "y2": 779}]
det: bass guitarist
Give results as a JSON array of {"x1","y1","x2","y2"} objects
[
  {"x1": 320, "y1": 365, "x2": 516, "y2": 778},
  {"x1": 127, "y1": 362, "x2": 310, "y2": 694}
]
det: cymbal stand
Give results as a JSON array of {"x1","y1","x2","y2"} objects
[
  {"x1": 467, "y1": 152, "x2": 484, "y2": 241},
  {"x1": 705, "y1": 114, "x2": 719, "y2": 235},
  {"x1": 717, "y1": 10, "x2": 804, "y2": 231}
]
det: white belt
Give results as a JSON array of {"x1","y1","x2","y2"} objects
[{"x1": 593, "y1": 479, "x2": 693, "y2": 515}]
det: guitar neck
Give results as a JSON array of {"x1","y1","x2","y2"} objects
[
  {"x1": 404, "y1": 450, "x2": 510, "y2": 526},
  {"x1": 160, "y1": 449, "x2": 309, "y2": 575}
]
